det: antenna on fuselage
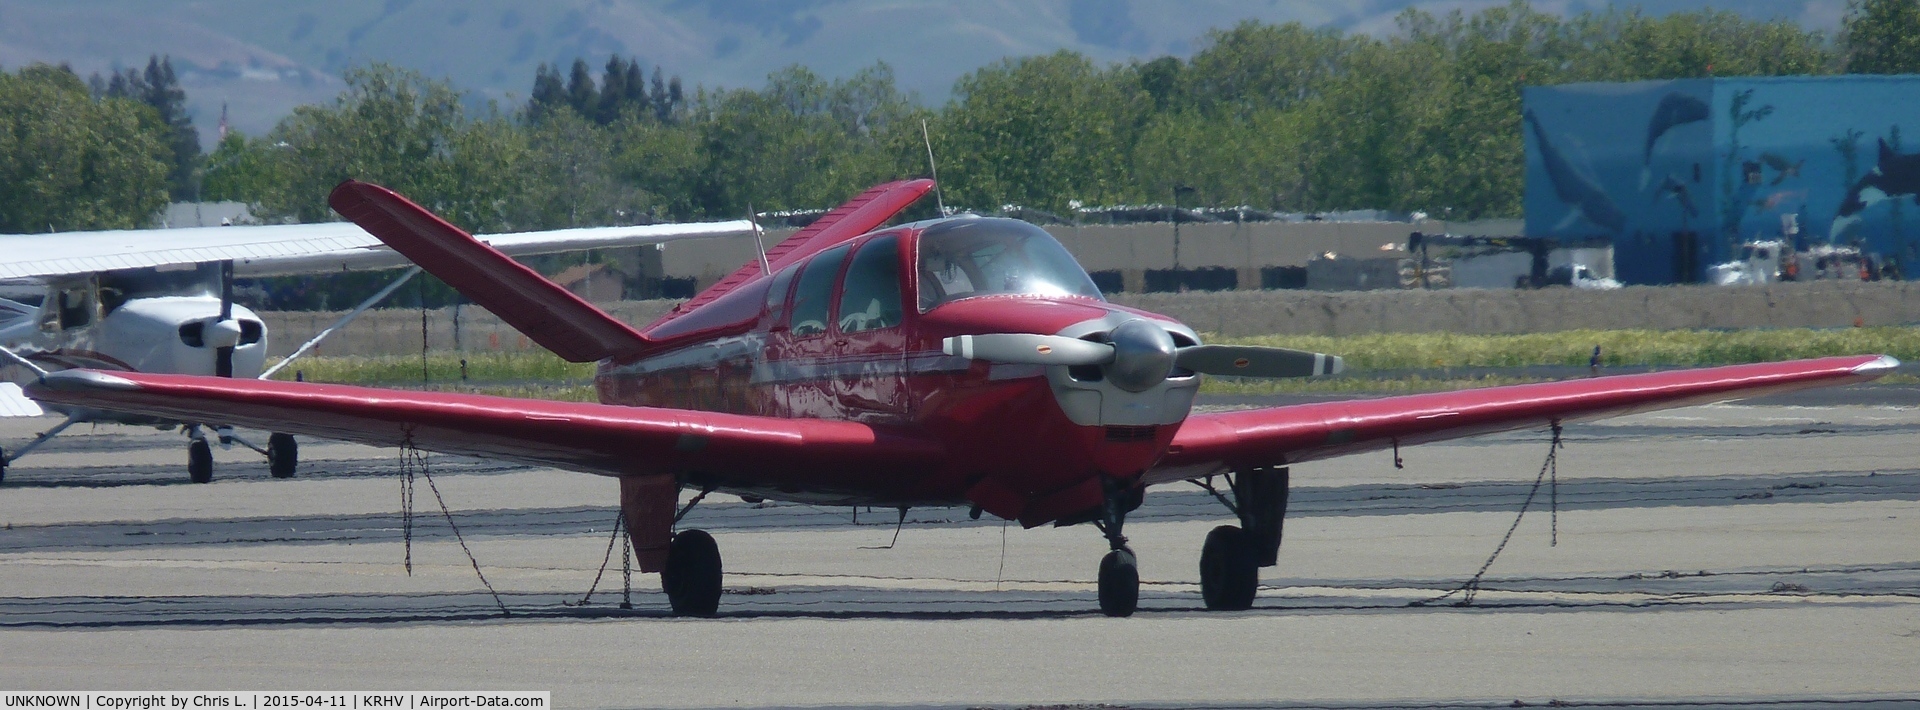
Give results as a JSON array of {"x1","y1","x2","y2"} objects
[
  {"x1": 748, "y1": 203, "x2": 771, "y2": 276},
  {"x1": 921, "y1": 119, "x2": 947, "y2": 216}
]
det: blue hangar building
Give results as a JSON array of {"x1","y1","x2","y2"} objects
[{"x1": 1522, "y1": 75, "x2": 1920, "y2": 284}]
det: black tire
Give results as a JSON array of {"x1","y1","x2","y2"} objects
[
  {"x1": 188, "y1": 439, "x2": 213, "y2": 484},
  {"x1": 267, "y1": 433, "x2": 298, "y2": 479},
  {"x1": 0, "y1": 447, "x2": 8, "y2": 485},
  {"x1": 661, "y1": 529, "x2": 723, "y2": 616},
  {"x1": 1200, "y1": 525, "x2": 1260, "y2": 611},
  {"x1": 1098, "y1": 548, "x2": 1140, "y2": 617}
]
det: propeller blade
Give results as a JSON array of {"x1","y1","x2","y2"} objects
[
  {"x1": 1175, "y1": 345, "x2": 1343, "y2": 378},
  {"x1": 943, "y1": 334, "x2": 1114, "y2": 366},
  {"x1": 217, "y1": 260, "x2": 235, "y2": 377},
  {"x1": 218, "y1": 260, "x2": 234, "y2": 321}
]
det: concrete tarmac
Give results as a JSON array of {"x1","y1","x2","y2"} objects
[{"x1": 0, "y1": 390, "x2": 1916, "y2": 708}]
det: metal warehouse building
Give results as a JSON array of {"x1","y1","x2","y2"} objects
[{"x1": 1523, "y1": 75, "x2": 1920, "y2": 284}]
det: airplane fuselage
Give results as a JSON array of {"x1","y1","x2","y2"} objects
[{"x1": 593, "y1": 216, "x2": 1199, "y2": 525}]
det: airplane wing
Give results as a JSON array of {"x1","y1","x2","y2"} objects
[
  {"x1": 26, "y1": 370, "x2": 943, "y2": 484},
  {"x1": 1145, "y1": 355, "x2": 1898, "y2": 484},
  {"x1": 0, "y1": 218, "x2": 753, "y2": 281}
]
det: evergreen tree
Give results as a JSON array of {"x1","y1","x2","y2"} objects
[
  {"x1": 597, "y1": 54, "x2": 628, "y2": 124},
  {"x1": 1844, "y1": 0, "x2": 1920, "y2": 74},
  {"x1": 566, "y1": 58, "x2": 596, "y2": 117},
  {"x1": 139, "y1": 56, "x2": 200, "y2": 200},
  {"x1": 624, "y1": 58, "x2": 649, "y2": 120},
  {"x1": 528, "y1": 62, "x2": 565, "y2": 121},
  {"x1": 650, "y1": 67, "x2": 669, "y2": 122}
]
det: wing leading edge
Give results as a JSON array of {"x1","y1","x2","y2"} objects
[
  {"x1": 1148, "y1": 355, "x2": 1899, "y2": 484},
  {"x1": 0, "y1": 219, "x2": 752, "y2": 281},
  {"x1": 27, "y1": 370, "x2": 943, "y2": 488}
]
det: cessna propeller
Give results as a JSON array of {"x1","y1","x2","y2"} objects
[{"x1": 943, "y1": 318, "x2": 1342, "y2": 392}]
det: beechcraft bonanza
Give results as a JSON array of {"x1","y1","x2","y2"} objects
[
  {"x1": 24, "y1": 178, "x2": 1897, "y2": 616},
  {"x1": 0, "y1": 213, "x2": 754, "y2": 483}
]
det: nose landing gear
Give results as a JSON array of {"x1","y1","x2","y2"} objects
[{"x1": 1092, "y1": 479, "x2": 1143, "y2": 617}]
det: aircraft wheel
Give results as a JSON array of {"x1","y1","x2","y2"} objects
[
  {"x1": 188, "y1": 439, "x2": 213, "y2": 484},
  {"x1": 0, "y1": 447, "x2": 8, "y2": 484},
  {"x1": 661, "y1": 529, "x2": 722, "y2": 616},
  {"x1": 268, "y1": 433, "x2": 298, "y2": 479},
  {"x1": 1200, "y1": 525, "x2": 1260, "y2": 611},
  {"x1": 1097, "y1": 548, "x2": 1140, "y2": 617}
]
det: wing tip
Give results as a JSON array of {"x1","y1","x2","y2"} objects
[
  {"x1": 1852, "y1": 354, "x2": 1901, "y2": 376},
  {"x1": 36, "y1": 369, "x2": 141, "y2": 393}
]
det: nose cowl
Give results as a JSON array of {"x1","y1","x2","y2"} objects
[{"x1": 1106, "y1": 319, "x2": 1176, "y2": 393}]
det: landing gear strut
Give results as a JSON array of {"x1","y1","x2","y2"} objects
[
  {"x1": 1197, "y1": 466, "x2": 1288, "y2": 611},
  {"x1": 1093, "y1": 479, "x2": 1142, "y2": 617}
]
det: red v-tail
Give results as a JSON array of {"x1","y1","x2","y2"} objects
[{"x1": 328, "y1": 180, "x2": 652, "y2": 363}]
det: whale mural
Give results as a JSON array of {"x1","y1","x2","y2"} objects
[{"x1": 1525, "y1": 76, "x2": 1920, "y2": 285}]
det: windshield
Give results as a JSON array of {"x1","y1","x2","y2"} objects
[{"x1": 915, "y1": 218, "x2": 1102, "y2": 311}]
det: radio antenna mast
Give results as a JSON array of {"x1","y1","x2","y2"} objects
[{"x1": 921, "y1": 119, "x2": 946, "y2": 215}]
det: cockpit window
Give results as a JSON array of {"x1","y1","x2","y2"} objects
[
  {"x1": 788, "y1": 244, "x2": 851, "y2": 336},
  {"x1": 916, "y1": 218, "x2": 1102, "y2": 311},
  {"x1": 836, "y1": 235, "x2": 904, "y2": 333}
]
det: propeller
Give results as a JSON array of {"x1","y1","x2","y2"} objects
[
  {"x1": 942, "y1": 318, "x2": 1342, "y2": 393},
  {"x1": 207, "y1": 260, "x2": 241, "y2": 378}
]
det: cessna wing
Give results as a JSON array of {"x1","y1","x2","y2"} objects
[
  {"x1": 1147, "y1": 355, "x2": 1898, "y2": 484},
  {"x1": 26, "y1": 370, "x2": 942, "y2": 483},
  {"x1": 0, "y1": 216, "x2": 754, "y2": 281}
]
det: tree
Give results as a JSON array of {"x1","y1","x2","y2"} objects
[
  {"x1": 528, "y1": 62, "x2": 565, "y2": 121},
  {"x1": 686, "y1": 64, "x2": 924, "y2": 217},
  {"x1": 566, "y1": 58, "x2": 596, "y2": 117},
  {"x1": 0, "y1": 64, "x2": 170, "y2": 231},
  {"x1": 940, "y1": 51, "x2": 1148, "y2": 213},
  {"x1": 1184, "y1": 20, "x2": 1354, "y2": 116},
  {"x1": 260, "y1": 64, "x2": 485, "y2": 225},
  {"x1": 597, "y1": 55, "x2": 629, "y2": 124},
  {"x1": 1844, "y1": 0, "x2": 1920, "y2": 74},
  {"x1": 199, "y1": 130, "x2": 286, "y2": 206},
  {"x1": 141, "y1": 56, "x2": 200, "y2": 200}
]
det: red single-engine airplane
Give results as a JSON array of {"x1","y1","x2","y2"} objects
[{"x1": 25, "y1": 178, "x2": 1898, "y2": 617}]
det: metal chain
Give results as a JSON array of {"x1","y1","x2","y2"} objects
[
  {"x1": 570, "y1": 510, "x2": 627, "y2": 607},
  {"x1": 1417, "y1": 421, "x2": 1563, "y2": 607},
  {"x1": 398, "y1": 435, "x2": 415, "y2": 575},
  {"x1": 400, "y1": 427, "x2": 510, "y2": 617}
]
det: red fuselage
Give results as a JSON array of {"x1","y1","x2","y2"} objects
[{"x1": 594, "y1": 217, "x2": 1199, "y2": 526}]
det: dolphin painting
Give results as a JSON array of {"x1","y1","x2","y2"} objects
[
  {"x1": 1643, "y1": 92, "x2": 1711, "y2": 165},
  {"x1": 1527, "y1": 109, "x2": 1627, "y2": 234},
  {"x1": 1832, "y1": 136, "x2": 1920, "y2": 238}
]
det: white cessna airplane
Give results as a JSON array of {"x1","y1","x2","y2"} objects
[{"x1": 0, "y1": 215, "x2": 757, "y2": 484}]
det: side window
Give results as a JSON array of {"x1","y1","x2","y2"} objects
[
  {"x1": 787, "y1": 245, "x2": 850, "y2": 336},
  {"x1": 836, "y1": 235, "x2": 903, "y2": 333},
  {"x1": 763, "y1": 265, "x2": 798, "y2": 324}
]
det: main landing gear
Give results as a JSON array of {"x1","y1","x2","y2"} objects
[
  {"x1": 662, "y1": 529, "x2": 723, "y2": 616},
  {"x1": 1196, "y1": 466, "x2": 1289, "y2": 611},
  {"x1": 182, "y1": 425, "x2": 300, "y2": 483}
]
